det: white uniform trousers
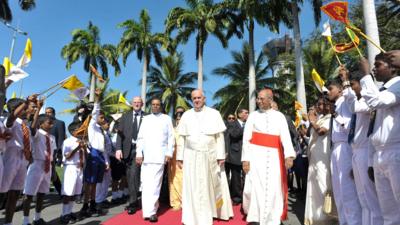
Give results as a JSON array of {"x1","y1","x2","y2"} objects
[
  {"x1": 96, "y1": 170, "x2": 111, "y2": 203},
  {"x1": 24, "y1": 160, "x2": 52, "y2": 196},
  {"x1": 0, "y1": 147, "x2": 28, "y2": 192},
  {"x1": 373, "y1": 148, "x2": 400, "y2": 225},
  {"x1": 62, "y1": 164, "x2": 83, "y2": 196},
  {"x1": 352, "y1": 148, "x2": 383, "y2": 225},
  {"x1": 141, "y1": 163, "x2": 164, "y2": 218},
  {"x1": 331, "y1": 142, "x2": 362, "y2": 225}
]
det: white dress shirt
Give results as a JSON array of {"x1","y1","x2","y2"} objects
[
  {"x1": 360, "y1": 75, "x2": 400, "y2": 149},
  {"x1": 136, "y1": 113, "x2": 174, "y2": 164},
  {"x1": 62, "y1": 136, "x2": 81, "y2": 165},
  {"x1": 332, "y1": 96, "x2": 352, "y2": 143},
  {"x1": 5, "y1": 117, "x2": 31, "y2": 151},
  {"x1": 88, "y1": 103, "x2": 109, "y2": 164},
  {"x1": 32, "y1": 129, "x2": 56, "y2": 161},
  {"x1": 342, "y1": 88, "x2": 371, "y2": 149}
]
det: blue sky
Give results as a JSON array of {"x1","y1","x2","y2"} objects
[{"x1": 0, "y1": 0, "x2": 333, "y2": 125}]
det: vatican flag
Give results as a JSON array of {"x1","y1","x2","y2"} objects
[
  {"x1": 17, "y1": 38, "x2": 32, "y2": 68},
  {"x1": 311, "y1": 69, "x2": 328, "y2": 93},
  {"x1": 118, "y1": 93, "x2": 131, "y2": 106},
  {"x1": 62, "y1": 75, "x2": 84, "y2": 91}
]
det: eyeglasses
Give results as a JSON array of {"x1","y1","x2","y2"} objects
[{"x1": 227, "y1": 117, "x2": 235, "y2": 120}]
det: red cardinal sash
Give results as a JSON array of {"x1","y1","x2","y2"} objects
[{"x1": 250, "y1": 131, "x2": 288, "y2": 221}]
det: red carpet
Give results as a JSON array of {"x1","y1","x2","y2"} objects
[{"x1": 103, "y1": 205, "x2": 247, "y2": 225}]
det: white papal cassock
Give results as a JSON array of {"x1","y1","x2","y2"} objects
[
  {"x1": 136, "y1": 113, "x2": 174, "y2": 218},
  {"x1": 241, "y1": 109, "x2": 296, "y2": 225},
  {"x1": 177, "y1": 106, "x2": 233, "y2": 225}
]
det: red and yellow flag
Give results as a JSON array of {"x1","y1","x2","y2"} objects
[
  {"x1": 89, "y1": 64, "x2": 106, "y2": 83},
  {"x1": 333, "y1": 28, "x2": 360, "y2": 53},
  {"x1": 321, "y1": 1, "x2": 349, "y2": 24}
]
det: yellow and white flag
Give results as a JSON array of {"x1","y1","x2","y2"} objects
[
  {"x1": 311, "y1": 69, "x2": 328, "y2": 93},
  {"x1": 2, "y1": 57, "x2": 13, "y2": 76},
  {"x1": 62, "y1": 75, "x2": 84, "y2": 91},
  {"x1": 118, "y1": 93, "x2": 131, "y2": 106},
  {"x1": 322, "y1": 20, "x2": 332, "y2": 37},
  {"x1": 17, "y1": 38, "x2": 32, "y2": 68}
]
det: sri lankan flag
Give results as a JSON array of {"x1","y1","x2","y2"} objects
[
  {"x1": 333, "y1": 27, "x2": 360, "y2": 53},
  {"x1": 321, "y1": 1, "x2": 349, "y2": 25}
]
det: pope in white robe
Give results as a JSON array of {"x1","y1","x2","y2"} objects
[
  {"x1": 177, "y1": 89, "x2": 233, "y2": 225},
  {"x1": 242, "y1": 89, "x2": 296, "y2": 225},
  {"x1": 136, "y1": 98, "x2": 174, "y2": 221}
]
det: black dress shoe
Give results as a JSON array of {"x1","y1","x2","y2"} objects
[
  {"x1": 126, "y1": 206, "x2": 137, "y2": 215},
  {"x1": 149, "y1": 215, "x2": 158, "y2": 223}
]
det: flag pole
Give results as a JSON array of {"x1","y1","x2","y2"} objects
[
  {"x1": 326, "y1": 37, "x2": 342, "y2": 65},
  {"x1": 45, "y1": 85, "x2": 63, "y2": 98},
  {"x1": 38, "y1": 74, "x2": 73, "y2": 96}
]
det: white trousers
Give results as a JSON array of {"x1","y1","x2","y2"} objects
[
  {"x1": 96, "y1": 170, "x2": 111, "y2": 203},
  {"x1": 62, "y1": 164, "x2": 83, "y2": 196},
  {"x1": 331, "y1": 142, "x2": 362, "y2": 225},
  {"x1": 373, "y1": 149, "x2": 400, "y2": 225},
  {"x1": 352, "y1": 148, "x2": 383, "y2": 225},
  {"x1": 141, "y1": 163, "x2": 164, "y2": 218}
]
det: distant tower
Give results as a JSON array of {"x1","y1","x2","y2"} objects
[{"x1": 263, "y1": 34, "x2": 294, "y2": 77}]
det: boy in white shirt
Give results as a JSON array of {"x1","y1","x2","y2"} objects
[
  {"x1": 22, "y1": 112, "x2": 57, "y2": 225},
  {"x1": 60, "y1": 121, "x2": 86, "y2": 224},
  {"x1": 1, "y1": 95, "x2": 38, "y2": 225}
]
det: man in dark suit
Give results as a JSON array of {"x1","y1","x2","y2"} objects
[
  {"x1": 45, "y1": 107, "x2": 66, "y2": 195},
  {"x1": 115, "y1": 96, "x2": 145, "y2": 215},
  {"x1": 225, "y1": 108, "x2": 249, "y2": 205}
]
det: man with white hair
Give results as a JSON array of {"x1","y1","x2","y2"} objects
[{"x1": 177, "y1": 89, "x2": 233, "y2": 225}]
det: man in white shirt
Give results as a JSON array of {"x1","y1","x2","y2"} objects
[
  {"x1": 340, "y1": 68, "x2": 383, "y2": 225},
  {"x1": 327, "y1": 79, "x2": 362, "y2": 225},
  {"x1": 136, "y1": 98, "x2": 174, "y2": 222},
  {"x1": 359, "y1": 53, "x2": 400, "y2": 225}
]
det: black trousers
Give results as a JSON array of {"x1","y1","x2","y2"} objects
[
  {"x1": 225, "y1": 162, "x2": 243, "y2": 202},
  {"x1": 124, "y1": 153, "x2": 141, "y2": 207}
]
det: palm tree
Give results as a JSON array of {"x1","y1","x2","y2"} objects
[
  {"x1": 165, "y1": 0, "x2": 230, "y2": 90},
  {"x1": 212, "y1": 42, "x2": 270, "y2": 117},
  {"x1": 1, "y1": 0, "x2": 35, "y2": 22},
  {"x1": 223, "y1": 0, "x2": 291, "y2": 112},
  {"x1": 61, "y1": 21, "x2": 121, "y2": 102},
  {"x1": 146, "y1": 52, "x2": 197, "y2": 115},
  {"x1": 118, "y1": 9, "x2": 163, "y2": 106},
  {"x1": 290, "y1": 0, "x2": 323, "y2": 112}
]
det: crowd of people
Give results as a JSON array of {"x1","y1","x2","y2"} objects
[{"x1": 0, "y1": 49, "x2": 399, "y2": 225}]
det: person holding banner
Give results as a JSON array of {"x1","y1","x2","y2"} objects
[
  {"x1": 241, "y1": 88, "x2": 295, "y2": 225},
  {"x1": 176, "y1": 89, "x2": 233, "y2": 225},
  {"x1": 359, "y1": 53, "x2": 400, "y2": 225}
]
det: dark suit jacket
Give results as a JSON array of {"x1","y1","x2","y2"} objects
[
  {"x1": 226, "y1": 120, "x2": 244, "y2": 166},
  {"x1": 50, "y1": 119, "x2": 66, "y2": 150},
  {"x1": 115, "y1": 110, "x2": 145, "y2": 161}
]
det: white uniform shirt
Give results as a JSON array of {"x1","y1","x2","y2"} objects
[
  {"x1": 32, "y1": 129, "x2": 56, "y2": 161},
  {"x1": 342, "y1": 88, "x2": 371, "y2": 149},
  {"x1": 332, "y1": 96, "x2": 352, "y2": 143},
  {"x1": 88, "y1": 103, "x2": 109, "y2": 164},
  {"x1": 136, "y1": 113, "x2": 174, "y2": 164},
  {"x1": 5, "y1": 117, "x2": 31, "y2": 151},
  {"x1": 360, "y1": 75, "x2": 400, "y2": 149},
  {"x1": 242, "y1": 109, "x2": 296, "y2": 162},
  {"x1": 62, "y1": 136, "x2": 81, "y2": 165}
]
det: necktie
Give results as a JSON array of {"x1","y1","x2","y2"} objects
[
  {"x1": 21, "y1": 122, "x2": 31, "y2": 161},
  {"x1": 132, "y1": 112, "x2": 138, "y2": 140},
  {"x1": 348, "y1": 114, "x2": 357, "y2": 143},
  {"x1": 367, "y1": 86, "x2": 387, "y2": 137},
  {"x1": 44, "y1": 135, "x2": 51, "y2": 173}
]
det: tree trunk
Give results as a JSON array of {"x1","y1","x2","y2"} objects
[
  {"x1": 292, "y1": 1, "x2": 307, "y2": 113},
  {"x1": 141, "y1": 56, "x2": 148, "y2": 110},
  {"x1": 248, "y1": 19, "x2": 256, "y2": 112},
  {"x1": 0, "y1": 65, "x2": 5, "y2": 115},
  {"x1": 363, "y1": 0, "x2": 381, "y2": 67},
  {"x1": 89, "y1": 72, "x2": 96, "y2": 102},
  {"x1": 197, "y1": 42, "x2": 204, "y2": 90}
]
